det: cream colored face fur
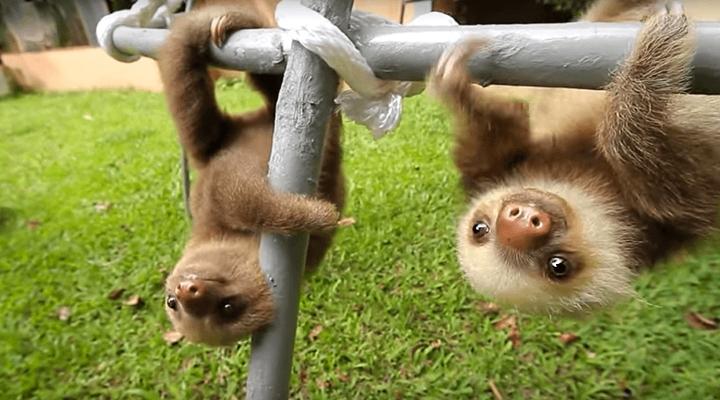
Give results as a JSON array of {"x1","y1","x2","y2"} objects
[{"x1": 457, "y1": 177, "x2": 637, "y2": 314}]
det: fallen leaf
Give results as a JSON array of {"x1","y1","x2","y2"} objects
[
  {"x1": 559, "y1": 332, "x2": 580, "y2": 345},
  {"x1": 494, "y1": 315, "x2": 521, "y2": 348},
  {"x1": 181, "y1": 358, "x2": 194, "y2": 371},
  {"x1": 82, "y1": 113, "x2": 94, "y2": 121},
  {"x1": 124, "y1": 295, "x2": 143, "y2": 307},
  {"x1": 477, "y1": 301, "x2": 501, "y2": 316},
  {"x1": 519, "y1": 352, "x2": 535, "y2": 363},
  {"x1": 337, "y1": 372, "x2": 350, "y2": 383},
  {"x1": 26, "y1": 219, "x2": 41, "y2": 230},
  {"x1": 57, "y1": 306, "x2": 71, "y2": 321},
  {"x1": 94, "y1": 201, "x2": 112, "y2": 213},
  {"x1": 107, "y1": 288, "x2": 125, "y2": 300},
  {"x1": 315, "y1": 378, "x2": 330, "y2": 389},
  {"x1": 507, "y1": 326, "x2": 521, "y2": 349},
  {"x1": 299, "y1": 366, "x2": 309, "y2": 386},
  {"x1": 494, "y1": 314, "x2": 517, "y2": 330},
  {"x1": 488, "y1": 379, "x2": 503, "y2": 400},
  {"x1": 216, "y1": 369, "x2": 228, "y2": 385},
  {"x1": 618, "y1": 380, "x2": 633, "y2": 399},
  {"x1": 430, "y1": 339, "x2": 442, "y2": 349},
  {"x1": 621, "y1": 387, "x2": 633, "y2": 399},
  {"x1": 308, "y1": 324, "x2": 324, "y2": 341},
  {"x1": 163, "y1": 330, "x2": 183, "y2": 345},
  {"x1": 685, "y1": 311, "x2": 718, "y2": 330}
]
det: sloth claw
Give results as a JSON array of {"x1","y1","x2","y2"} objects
[
  {"x1": 337, "y1": 217, "x2": 356, "y2": 227},
  {"x1": 210, "y1": 15, "x2": 227, "y2": 47}
]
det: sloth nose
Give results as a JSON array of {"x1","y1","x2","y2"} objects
[
  {"x1": 496, "y1": 203, "x2": 552, "y2": 251},
  {"x1": 175, "y1": 279, "x2": 205, "y2": 302}
]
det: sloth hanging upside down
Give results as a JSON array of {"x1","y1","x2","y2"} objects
[
  {"x1": 430, "y1": 1, "x2": 720, "y2": 314},
  {"x1": 158, "y1": 2, "x2": 350, "y2": 346}
]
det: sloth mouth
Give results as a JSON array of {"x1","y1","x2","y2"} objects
[{"x1": 495, "y1": 244, "x2": 537, "y2": 271}]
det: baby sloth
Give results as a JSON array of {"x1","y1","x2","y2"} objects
[
  {"x1": 158, "y1": 5, "x2": 348, "y2": 345},
  {"x1": 431, "y1": 5, "x2": 720, "y2": 314}
]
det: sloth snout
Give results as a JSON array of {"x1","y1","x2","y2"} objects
[{"x1": 496, "y1": 203, "x2": 552, "y2": 251}]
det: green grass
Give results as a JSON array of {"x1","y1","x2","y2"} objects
[{"x1": 1, "y1": 81, "x2": 718, "y2": 399}]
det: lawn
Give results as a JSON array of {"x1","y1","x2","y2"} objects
[{"x1": 0, "y1": 81, "x2": 718, "y2": 399}]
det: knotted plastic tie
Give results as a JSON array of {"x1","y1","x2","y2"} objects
[
  {"x1": 97, "y1": 0, "x2": 458, "y2": 137},
  {"x1": 275, "y1": 0, "x2": 458, "y2": 138},
  {"x1": 96, "y1": 0, "x2": 184, "y2": 62}
]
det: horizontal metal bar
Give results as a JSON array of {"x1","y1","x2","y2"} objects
[
  {"x1": 113, "y1": 26, "x2": 287, "y2": 73},
  {"x1": 356, "y1": 22, "x2": 720, "y2": 93},
  {"x1": 112, "y1": 22, "x2": 720, "y2": 93}
]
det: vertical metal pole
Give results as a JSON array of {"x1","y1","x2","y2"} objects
[
  {"x1": 180, "y1": 149, "x2": 192, "y2": 219},
  {"x1": 179, "y1": 0, "x2": 195, "y2": 220},
  {"x1": 246, "y1": 1, "x2": 353, "y2": 399}
]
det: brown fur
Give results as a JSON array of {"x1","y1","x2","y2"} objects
[
  {"x1": 432, "y1": 1, "x2": 720, "y2": 313},
  {"x1": 158, "y1": 3, "x2": 346, "y2": 345},
  {"x1": 581, "y1": 0, "x2": 664, "y2": 22}
]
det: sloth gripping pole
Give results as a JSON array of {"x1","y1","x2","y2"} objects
[{"x1": 246, "y1": 0, "x2": 354, "y2": 399}]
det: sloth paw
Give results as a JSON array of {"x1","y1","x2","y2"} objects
[
  {"x1": 428, "y1": 38, "x2": 488, "y2": 101},
  {"x1": 304, "y1": 199, "x2": 344, "y2": 232}
]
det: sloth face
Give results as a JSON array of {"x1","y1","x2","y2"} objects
[
  {"x1": 164, "y1": 242, "x2": 274, "y2": 346},
  {"x1": 457, "y1": 183, "x2": 636, "y2": 314}
]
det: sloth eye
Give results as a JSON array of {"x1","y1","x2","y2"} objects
[
  {"x1": 220, "y1": 301, "x2": 234, "y2": 315},
  {"x1": 547, "y1": 256, "x2": 570, "y2": 278},
  {"x1": 218, "y1": 298, "x2": 244, "y2": 320},
  {"x1": 471, "y1": 221, "x2": 490, "y2": 237},
  {"x1": 166, "y1": 295, "x2": 178, "y2": 311}
]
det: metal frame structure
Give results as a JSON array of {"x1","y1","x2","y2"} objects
[
  {"x1": 114, "y1": 21, "x2": 720, "y2": 93},
  {"x1": 107, "y1": 2, "x2": 720, "y2": 398},
  {"x1": 247, "y1": 1, "x2": 353, "y2": 398}
]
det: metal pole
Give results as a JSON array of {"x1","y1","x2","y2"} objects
[
  {"x1": 352, "y1": 21, "x2": 720, "y2": 93},
  {"x1": 180, "y1": 149, "x2": 191, "y2": 219},
  {"x1": 246, "y1": 0, "x2": 353, "y2": 399},
  {"x1": 112, "y1": 21, "x2": 720, "y2": 94}
]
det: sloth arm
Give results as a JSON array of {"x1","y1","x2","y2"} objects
[
  {"x1": 429, "y1": 43, "x2": 532, "y2": 193},
  {"x1": 597, "y1": 10, "x2": 720, "y2": 233}
]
